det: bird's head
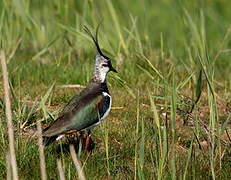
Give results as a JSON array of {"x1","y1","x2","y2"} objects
[{"x1": 84, "y1": 25, "x2": 117, "y2": 82}]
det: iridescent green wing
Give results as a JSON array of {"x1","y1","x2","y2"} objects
[
  {"x1": 43, "y1": 84, "x2": 103, "y2": 137},
  {"x1": 70, "y1": 94, "x2": 102, "y2": 130},
  {"x1": 60, "y1": 82, "x2": 101, "y2": 115}
]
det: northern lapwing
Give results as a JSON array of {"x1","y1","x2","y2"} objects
[{"x1": 42, "y1": 26, "x2": 117, "y2": 149}]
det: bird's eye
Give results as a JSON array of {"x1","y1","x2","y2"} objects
[{"x1": 102, "y1": 64, "x2": 108, "y2": 67}]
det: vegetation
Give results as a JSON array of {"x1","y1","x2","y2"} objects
[{"x1": 0, "y1": 0, "x2": 230, "y2": 179}]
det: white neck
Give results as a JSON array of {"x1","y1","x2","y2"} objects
[
  {"x1": 99, "y1": 71, "x2": 107, "y2": 82},
  {"x1": 93, "y1": 67, "x2": 107, "y2": 83}
]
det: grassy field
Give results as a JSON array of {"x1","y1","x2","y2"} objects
[{"x1": 0, "y1": 0, "x2": 231, "y2": 179}]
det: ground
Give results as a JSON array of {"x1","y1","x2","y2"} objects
[{"x1": 0, "y1": 0, "x2": 231, "y2": 179}]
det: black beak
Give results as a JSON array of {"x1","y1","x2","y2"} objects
[
  {"x1": 110, "y1": 66, "x2": 118, "y2": 73},
  {"x1": 108, "y1": 61, "x2": 117, "y2": 73}
]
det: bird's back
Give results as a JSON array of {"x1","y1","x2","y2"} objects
[{"x1": 42, "y1": 82, "x2": 109, "y2": 137}]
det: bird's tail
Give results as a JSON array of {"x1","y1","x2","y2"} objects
[{"x1": 42, "y1": 136, "x2": 58, "y2": 146}]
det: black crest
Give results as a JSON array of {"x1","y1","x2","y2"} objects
[{"x1": 83, "y1": 24, "x2": 104, "y2": 56}]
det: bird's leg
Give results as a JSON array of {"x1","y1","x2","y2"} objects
[
  {"x1": 78, "y1": 131, "x2": 84, "y2": 146},
  {"x1": 85, "y1": 130, "x2": 91, "y2": 152}
]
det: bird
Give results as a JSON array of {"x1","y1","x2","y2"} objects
[{"x1": 42, "y1": 25, "x2": 117, "y2": 149}]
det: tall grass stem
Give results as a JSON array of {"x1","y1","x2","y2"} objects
[
  {"x1": 0, "y1": 50, "x2": 18, "y2": 180},
  {"x1": 37, "y1": 120, "x2": 47, "y2": 180},
  {"x1": 57, "y1": 159, "x2": 66, "y2": 180},
  {"x1": 69, "y1": 145, "x2": 86, "y2": 180}
]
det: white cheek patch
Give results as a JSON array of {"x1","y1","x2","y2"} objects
[
  {"x1": 99, "y1": 68, "x2": 109, "y2": 82},
  {"x1": 94, "y1": 56, "x2": 110, "y2": 82}
]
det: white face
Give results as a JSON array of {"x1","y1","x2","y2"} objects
[{"x1": 94, "y1": 55, "x2": 110, "y2": 82}]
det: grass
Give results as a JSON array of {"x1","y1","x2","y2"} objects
[{"x1": 0, "y1": 0, "x2": 231, "y2": 179}]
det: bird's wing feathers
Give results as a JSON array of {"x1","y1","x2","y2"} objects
[
  {"x1": 60, "y1": 83, "x2": 102, "y2": 115},
  {"x1": 43, "y1": 83, "x2": 104, "y2": 137}
]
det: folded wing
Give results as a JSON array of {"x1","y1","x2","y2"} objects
[{"x1": 43, "y1": 82, "x2": 104, "y2": 137}]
